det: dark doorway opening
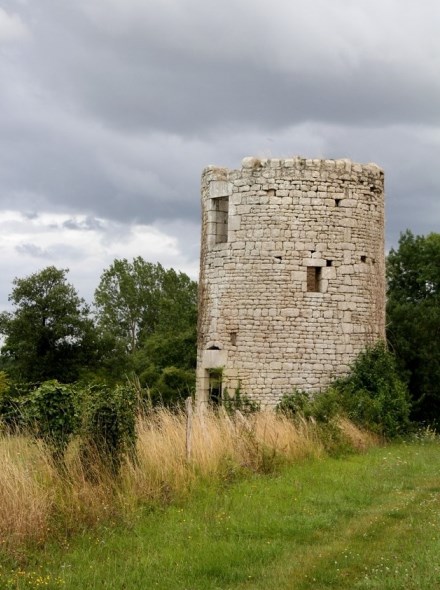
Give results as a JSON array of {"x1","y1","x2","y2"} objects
[{"x1": 207, "y1": 369, "x2": 223, "y2": 406}]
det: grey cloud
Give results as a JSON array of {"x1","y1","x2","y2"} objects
[
  {"x1": 16, "y1": 242, "x2": 84, "y2": 260},
  {"x1": 21, "y1": 211, "x2": 39, "y2": 220},
  {"x1": 0, "y1": 0, "x2": 438, "y2": 251},
  {"x1": 63, "y1": 216, "x2": 105, "y2": 231},
  {"x1": 6, "y1": 0, "x2": 439, "y2": 136},
  {"x1": 16, "y1": 243, "x2": 49, "y2": 259}
]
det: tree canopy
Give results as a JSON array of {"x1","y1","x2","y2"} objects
[
  {"x1": 0, "y1": 266, "x2": 97, "y2": 382},
  {"x1": 386, "y1": 230, "x2": 440, "y2": 426},
  {"x1": 94, "y1": 257, "x2": 197, "y2": 354}
]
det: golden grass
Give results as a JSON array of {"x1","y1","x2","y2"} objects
[
  {"x1": 0, "y1": 409, "x2": 377, "y2": 553},
  {"x1": 0, "y1": 437, "x2": 54, "y2": 546}
]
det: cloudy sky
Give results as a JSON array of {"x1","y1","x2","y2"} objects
[{"x1": 0, "y1": 0, "x2": 439, "y2": 309}]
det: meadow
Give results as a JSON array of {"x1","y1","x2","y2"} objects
[{"x1": 1, "y1": 410, "x2": 439, "y2": 589}]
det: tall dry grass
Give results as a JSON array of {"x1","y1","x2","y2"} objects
[{"x1": 0, "y1": 409, "x2": 377, "y2": 553}]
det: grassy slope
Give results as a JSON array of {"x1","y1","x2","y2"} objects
[{"x1": 2, "y1": 441, "x2": 440, "y2": 589}]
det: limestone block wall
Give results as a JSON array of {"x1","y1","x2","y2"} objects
[{"x1": 196, "y1": 156, "x2": 385, "y2": 407}]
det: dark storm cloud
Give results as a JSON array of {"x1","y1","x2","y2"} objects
[
  {"x1": 0, "y1": 0, "x2": 439, "y2": 249},
  {"x1": 13, "y1": 0, "x2": 440, "y2": 134}
]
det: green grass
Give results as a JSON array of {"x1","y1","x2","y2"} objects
[{"x1": 2, "y1": 440, "x2": 440, "y2": 589}]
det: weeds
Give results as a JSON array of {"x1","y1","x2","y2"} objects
[{"x1": 0, "y1": 409, "x2": 375, "y2": 555}]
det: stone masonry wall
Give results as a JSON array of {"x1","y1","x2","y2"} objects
[{"x1": 196, "y1": 156, "x2": 385, "y2": 407}]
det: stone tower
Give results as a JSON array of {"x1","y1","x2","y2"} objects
[{"x1": 196, "y1": 156, "x2": 385, "y2": 407}]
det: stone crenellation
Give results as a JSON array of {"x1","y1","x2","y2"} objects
[{"x1": 196, "y1": 156, "x2": 386, "y2": 407}]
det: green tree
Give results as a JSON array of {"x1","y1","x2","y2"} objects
[
  {"x1": 94, "y1": 258, "x2": 197, "y2": 354},
  {"x1": 0, "y1": 266, "x2": 97, "y2": 382},
  {"x1": 386, "y1": 230, "x2": 440, "y2": 426}
]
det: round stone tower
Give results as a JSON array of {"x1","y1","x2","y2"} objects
[{"x1": 196, "y1": 156, "x2": 385, "y2": 407}]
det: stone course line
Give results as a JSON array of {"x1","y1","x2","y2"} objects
[{"x1": 196, "y1": 156, "x2": 385, "y2": 406}]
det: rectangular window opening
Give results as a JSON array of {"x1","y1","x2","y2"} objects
[
  {"x1": 213, "y1": 196, "x2": 229, "y2": 244},
  {"x1": 307, "y1": 266, "x2": 322, "y2": 292},
  {"x1": 207, "y1": 369, "x2": 223, "y2": 405}
]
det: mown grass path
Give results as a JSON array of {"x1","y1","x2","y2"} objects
[{"x1": 3, "y1": 441, "x2": 440, "y2": 589}]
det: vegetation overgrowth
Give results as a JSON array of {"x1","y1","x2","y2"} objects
[
  {"x1": 0, "y1": 230, "x2": 439, "y2": 427},
  {"x1": 0, "y1": 408, "x2": 377, "y2": 556},
  {"x1": 0, "y1": 259, "x2": 198, "y2": 406},
  {"x1": 1, "y1": 438, "x2": 440, "y2": 589},
  {"x1": 0, "y1": 231, "x2": 438, "y2": 586},
  {"x1": 386, "y1": 230, "x2": 440, "y2": 427},
  {"x1": 277, "y1": 342, "x2": 411, "y2": 439}
]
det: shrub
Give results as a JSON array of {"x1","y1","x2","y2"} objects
[
  {"x1": 137, "y1": 365, "x2": 195, "y2": 408},
  {"x1": 25, "y1": 380, "x2": 77, "y2": 463},
  {"x1": 317, "y1": 342, "x2": 411, "y2": 438},
  {"x1": 0, "y1": 372, "x2": 19, "y2": 429},
  {"x1": 153, "y1": 366, "x2": 195, "y2": 408},
  {"x1": 275, "y1": 390, "x2": 312, "y2": 418},
  {"x1": 277, "y1": 343, "x2": 411, "y2": 439},
  {"x1": 223, "y1": 385, "x2": 260, "y2": 415},
  {"x1": 80, "y1": 383, "x2": 137, "y2": 476}
]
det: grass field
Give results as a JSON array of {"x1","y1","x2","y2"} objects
[
  {"x1": 0, "y1": 409, "x2": 375, "y2": 554},
  {"x1": 1, "y1": 438, "x2": 440, "y2": 589}
]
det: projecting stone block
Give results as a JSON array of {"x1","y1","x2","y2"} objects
[
  {"x1": 209, "y1": 180, "x2": 232, "y2": 198},
  {"x1": 197, "y1": 156, "x2": 385, "y2": 407}
]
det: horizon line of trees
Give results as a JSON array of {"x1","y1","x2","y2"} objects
[
  {"x1": 0, "y1": 229, "x2": 439, "y2": 428},
  {"x1": 0, "y1": 257, "x2": 198, "y2": 406}
]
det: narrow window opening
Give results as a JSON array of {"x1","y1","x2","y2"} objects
[
  {"x1": 207, "y1": 369, "x2": 223, "y2": 406},
  {"x1": 230, "y1": 332, "x2": 237, "y2": 346},
  {"x1": 307, "y1": 267, "x2": 322, "y2": 292},
  {"x1": 372, "y1": 258, "x2": 376, "y2": 265},
  {"x1": 335, "y1": 199, "x2": 341, "y2": 207},
  {"x1": 213, "y1": 196, "x2": 229, "y2": 244},
  {"x1": 360, "y1": 255, "x2": 367, "y2": 263},
  {"x1": 326, "y1": 260, "x2": 333, "y2": 267},
  {"x1": 266, "y1": 188, "x2": 276, "y2": 196}
]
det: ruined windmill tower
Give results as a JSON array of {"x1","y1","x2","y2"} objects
[{"x1": 196, "y1": 156, "x2": 385, "y2": 407}]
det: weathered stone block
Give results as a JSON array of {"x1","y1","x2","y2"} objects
[{"x1": 197, "y1": 156, "x2": 385, "y2": 406}]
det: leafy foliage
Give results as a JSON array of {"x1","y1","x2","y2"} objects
[
  {"x1": 79, "y1": 383, "x2": 138, "y2": 476},
  {"x1": 277, "y1": 343, "x2": 411, "y2": 438},
  {"x1": 275, "y1": 390, "x2": 312, "y2": 418},
  {"x1": 94, "y1": 258, "x2": 197, "y2": 355},
  {"x1": 386, "y1": 230, "x2": 440, "y2": 426},
  {"x1": 133, "y1": 327, "x2": 197, "y2": 407},
  {"x1": 223, "y1": 385, "x2": 261, "y2": 415},
  {"x1": 330, "y1": 342, "x2": 411, "y2": 437},
  {"x1": 152, "y1": 366, "x2": 195, "y2": 407},
  {"x1": 25, "y1": 380, "x2": 77, "y2": 462},
  {"x1": 0, "y1": 267, "x2": 97, "y2": 382}
]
